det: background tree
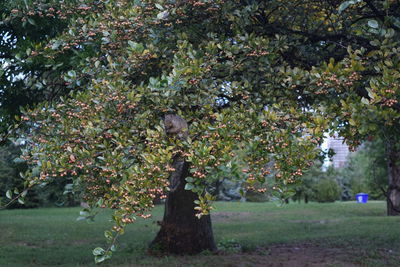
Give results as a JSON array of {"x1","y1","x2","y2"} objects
[
  {"x1": 0, "y1": 141, "x2": 76, "y2": 208},
  {"x1": 0, "y1": 142, "x2": 32, "y2": 208},
  {"x1": 271, "y1": 0, "x2": 400, "y2": 215},
  {"x1": 0, "y1": 0, "x2": 104, "y2": 133},
  {"x1": 293, "y1": 162, "x2": 342, "y2": 203},
  {"x1": 313, "y1": 175, "x2": 342, "y2": 203},
  {"x1": 303, "y1": 28, "x2": 400, "y2": 215},
  {"x1": 0, "y1": 0, "x2": 100, "y2": 207},
  {"x1": 340, "y1": 139, "x2": 387, "y2": 200}
]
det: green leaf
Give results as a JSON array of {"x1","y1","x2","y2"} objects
[
  {"x1": 157, "y1": 11, "x2": 169, "y2": 20},
  {"x1": 384, "y1": 60, "x2": 393, "y2": 67},
  {"x1": 31, "y1": 167, "x2": 40, "y2": 177},
  {"x1": 361, "y1": 97, "x2": 369, "y2": 105},
  {"x1": 104, "y1": 230, "x2": 113, "y2": 240},
  {"x1": 18, "y1": 198, "x2": 25, "y2": 205},
  {"x1": 51, "y1": 41, "x2": 62, "y2": 50},
  {"x1": 80, "y1": 210, "x2": 89, "y2": 216},
  {"x1": 368, "y1": 20, "x2": 379, "y2": 29},
  {"x1": 338, "y1": 1, "x2": 351, "y2": 13},
  {"x1": 338, "y1": 2, "x2": 350, "y2": 13},
  {"x1": 184, "y1": 183, "x2": 194, "y2": 190},
  {"x1": 369, "y1": 40, "x2": 380, "y2": 46},
  {"x1": 96, "y1": 198, "x2": 104, "y2": 207},
  {"x1": 185, "y1": 177, "x2": 194, "y2": 183},
  {"x1": 128, "y1": 41, "x2": 144, "y2": 53},
  {"x1": 239, "y1": 188, "x2": 245, "y2": 196},
  {"x1": 27, "y1": 18, "x2": 36, "y2": 26},
  {"x1": 385, "y1": 28, "x2": 395, "y2": 38},
  {"x1": 6, "y1": 190, "x2": 12, "y2": 199},
  {"x1": 107, "y1": 55, "x2": 113, "y2": 64},
  {"x1": 67, "y1": 70, "x2": 76, "y2": 78},
  {"x1": 92, "y1": 247, "x2": 105, "y2": 256},
  {"x1": 94, "y1": 251, "x2": 112, "y2": 263},
  {"x1": 21, "y1": 190, "x2": 28, "y2": 198},
  {"x1": 94, "y1": 255, "x2": 107, "y2": 263},
  {"x1": 338, "y1": 0, "x2": 362, "y2": 14}
]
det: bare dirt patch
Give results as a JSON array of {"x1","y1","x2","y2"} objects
[
  {"x1": 212, "y1": 212, "x2": 252, "y2": 222},
  {"x1": 207, "y1": 243, "x2": 363, "y2": 267},
  {"x1": 290, "y1": 219, "x2": 342, "y2": 224},
  {"x1": 15, "y1": 241, "x2": 40, "y2": 248},
  {"x1": 245, "y1": 243, "x2": 361, "y2": 267}
]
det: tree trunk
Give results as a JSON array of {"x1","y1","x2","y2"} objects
[
  {"x1": 386, "y1": 141, "x2": 400, "y2": 216},
  {"x1": 149, "y1": 156, "x2": 217, "y2": 254}
]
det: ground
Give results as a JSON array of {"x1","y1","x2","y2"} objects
[
  {"x1": 1, "y1": 201, "x2": 399, "y2": 266},
  {"x1": 216, "y1": 244, "x2": 366, "y2": 267}
]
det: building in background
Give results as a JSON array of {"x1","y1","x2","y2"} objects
[
  {"x1": 328, "y1": 136, "x2": 351, "y2": 168},
  {"x1": 322, "y1": 134, "x2": 354, "y2": 169}
]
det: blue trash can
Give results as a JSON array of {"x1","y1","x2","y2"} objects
[{"x1": 356, "y1": 193, "x2": 368, "y2": 203}]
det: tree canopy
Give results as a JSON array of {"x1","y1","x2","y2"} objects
[{"x1": 2, "y1": 0, "x2": 400, "y2": 262}]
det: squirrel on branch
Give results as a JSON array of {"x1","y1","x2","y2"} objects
[{"x1": 164, "y1": 114, "x2": 188, "y2": 139}]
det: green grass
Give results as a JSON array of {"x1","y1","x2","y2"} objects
[{"x1": 1, "y1": 201, "x2": 400, "y2": 266}]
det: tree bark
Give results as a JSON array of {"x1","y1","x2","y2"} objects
[
  {"x1": 149, "y1": 156, "x2": 217, "y2": 254},
  {"x1": 386, "y1": 141, "x2": 400, "y2": 216}
]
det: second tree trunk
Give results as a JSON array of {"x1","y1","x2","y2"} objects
[{"x1": 387, "y1": 141, "x2": 400, "y2": 216}]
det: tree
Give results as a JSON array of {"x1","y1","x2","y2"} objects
[
  {"x1": 301, "y1": 22, "x2": 400, "y2": 214},
  {"x1": 340, "y1": 140, "x2": 387, "y2": 200},
  {"x1": 262, "y1": 0, "x2": 400, "y2": 215},
  {"x1": 0, "y1": 141, "x2": 73, "y2": 208},
  {"x1": 292, "y1": 161, "x2": 324, "y2": 203},
  {"x1": 0, "y1": 142, "x2": 32, "y2": 208},
  {"x1": 0, "y1": 0, "x2": 100, "y2": 207},
  {"x1": 314, "y1": 175, "x2": 341, "y2": 203},
  {"x1": 3, "y1": 0, "x2": 323, "y2": 261},
  {"x1": 0, "y1": 0, "x2": 102, "y2": 134},
  {"x1": 5, "y1": 0, "x2": 400, "y2": 262}
]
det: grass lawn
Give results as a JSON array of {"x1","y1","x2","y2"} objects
[{"x1": 1, "y1": 201, "x2": 400, "y2": 266}]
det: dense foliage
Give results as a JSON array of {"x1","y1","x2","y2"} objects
[
  {"x1": 2, "y1": 0, "x2": 400, "y2": 262},
  {"x1": 3, "y1": 0, "x2": 326, "y2": 261},
  {"x1": 314, "y1": 178, "x2": 341, "y2": 203},
  {"x1": 341, "y1": 140, "x2": 388, "y2": 200},
  {"x1": 294, "y1": 140, "x2": 388, "y2": 203},
  {"x1": 0, "y1": 0, "x2": 91, "y2": 133},
  {"x1": 0, "y1": 142, "x2": 80, "y2": 208},
  {"x1": 293, "y1": 162, "x2": 342, "y2": 203},
  {"x1": 0, "y1": 142, "x2": 31, "y2": 207}
]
